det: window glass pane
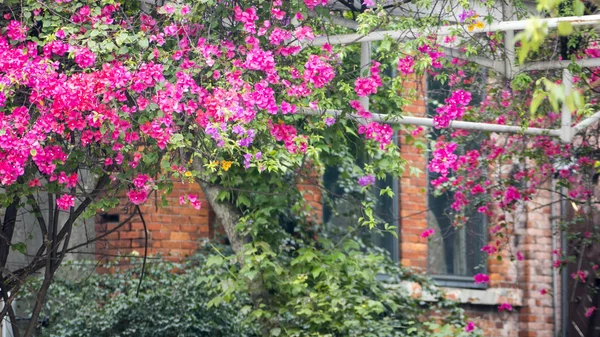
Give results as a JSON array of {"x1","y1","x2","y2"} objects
[
  {"x1": 425, "y1": 75, "x2": 487, "y2": 279},
  {"x1": 322, "y1": 139, "x2": 398, "y2": 260}
]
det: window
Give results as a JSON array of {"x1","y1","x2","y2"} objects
[
  {"x1": 322, "y1": 135, "x2": 399, "y2": 262},
  {"x1": 425, "y1": 75, "x2": 487, "y2": 288}
]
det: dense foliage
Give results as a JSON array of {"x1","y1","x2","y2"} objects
[
  {"x1": 0, "y1": 0, "x2": 599, "y2": 335},
  {"x1": 38, "y1": 254, "x2": 258, "y2": 337},
  {"x1": 36, "y1": 242, "x2": 473, "y2": 337}
]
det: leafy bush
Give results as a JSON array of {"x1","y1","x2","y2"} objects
[
  {"x1": 35, "y1": 240, "x2": 475, "y2": 337},
  {"x1": 201, "y1": 237, "x2": 474, "y2": 337},
  {"x1": 38, "y1": 253, "x2": 259, "y2": 337}
]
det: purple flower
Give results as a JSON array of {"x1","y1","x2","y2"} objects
[
  {"x1": 358, "y1": 175, "x2": 376, "y2": 187},
  {"x1": 232, "y1": 125, "x2": 246, "y2": 135},
  {"x1": 243, "y1": 153, "x2": 252, "y2": 169},
  {"x1": 465, "y1": 321, "x2": 476, "y2": 333},
  {"x1": 458, "y1": 10, "x2": 476, "y2": 23}
]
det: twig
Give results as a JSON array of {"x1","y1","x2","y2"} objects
[{"x1": 135, "y1": 205, "x2": 148, "y2": 297}]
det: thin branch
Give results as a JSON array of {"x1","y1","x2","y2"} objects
[
  {"x1": 134, "y1": 205, "x2": 148, "y2": 297},
  {"x1": 26, "y1": 194, "x2": 48, "y2": 238},
  {"x1": 56, "y1": 174, "x2": 111, "y2": 243},
  {"x1": 0, "y1": 288, "x2": 21, "y2": 337},
  {"x1": 65, "y1": 210, "x2": 138, "y2": 253}
]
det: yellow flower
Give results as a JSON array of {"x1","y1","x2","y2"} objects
[
  {"x1": 474, "y1": 21, "x2": 485, "y2": 29},
  {"x1": 221, "y1": 160, "x2": 232, "y2": 171},
  {"x1": 467, "y1": 24, "x2": 475, "y2": 32},
  {"x1": 184, "y1": 171, "x2": 192, "y2": 177}
]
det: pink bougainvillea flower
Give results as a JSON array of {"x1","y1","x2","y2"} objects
[
  {"x1": 516, "y1": 251, "x2": 525, "y2": 261},
  {"x1": 585, "y1": 306, "x2": 597, "y2": 318},
  {"x1": 304, "y1": 55, "x2": 335, "y2": 88},
  {"x1": 421, "y1": 228, "x2": 435, "y2": 239},
  {"x1": 498, "y1": 303, "x2": 513, "y2": 312},
  {"x1": 464, "y1": 321, "x2": 476, "y2": 333},
  {"x1": 428, "y1": 141, "x2": 458, "y2": 177},
  {"x1": 571, "y1": 270, "x2": 588, "y2": 283},
  {"x1": 294, "y1": 26, "x2": 314, "y2": 41},
  {"x1": 127, "y1": 189, "x2": 149, "y2": 205},
  {"x1": 473, "y1": 273, "x2": 490, "y2": 284},
  {"x1": 481, "y1": 245, "x2": 497, "y2": 255},
  {"x1": 28, "y1": 178, "x2": 41, "y2": 187},
  {"x1": 397, "y1": 55, "x2": 415, "y2": 75},
  {"x1": 6, "y1": 20, "x2": 27, "y2": 41},
  {"x1": 74, "y1": 47, "x2": 96, "y2": 68},
  {"x1": 187, "y1": 194, "x2": 202, "y2": 210},
  {"x1": 132, "y1": 174, "x2": 153, "y2": 190},
  {"x1": 304, "y1": 0, "x2": 328, "y2": 10},
  {"x1": 56, "y1": 195, "x2": 75, "y2": 211},
  {"x1": 433, "y1": 90, "x2": 471, "y2": 128},
  {"x1": 358, "y1": 122, "x2": 393, "y2": 150}
]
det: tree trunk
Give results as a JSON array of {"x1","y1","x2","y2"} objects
[{"x1": 191, "y1": 158, "x2": 273, "y2": 336}]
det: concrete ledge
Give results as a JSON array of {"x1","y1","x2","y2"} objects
[{"x1": 386, "y1": 281, "x2": 523, "y2": 307}]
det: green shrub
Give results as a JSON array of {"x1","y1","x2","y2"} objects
[
  {"x1": 35, "y1": 241, "x2": 475, "y2": 337},
  {"x1": 38, "y1": 254, "x2": 259, "y2": 337}
]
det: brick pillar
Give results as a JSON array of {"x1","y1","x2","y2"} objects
[
  {"x1": 399, "y1": 76, "x2": 429, "y2": 270},
  {"x1": 517, "y1": 185, "x2": 556, "y2": 337}
]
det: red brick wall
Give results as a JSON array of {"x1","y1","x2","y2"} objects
[{"x1": 95, "y1": 182, "x2": 213, "y2": 262}]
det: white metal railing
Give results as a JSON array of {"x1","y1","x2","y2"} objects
[{"x1": 300, "y1": 13, "x2": 600, "y2": 142}]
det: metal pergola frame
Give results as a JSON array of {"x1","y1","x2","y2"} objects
[
  {"x1": 303, "y1": 3, "x2": 600, "y2": 336},
  {"x1": 302, "y1": 3, "x2": 600, "y2": 143}
]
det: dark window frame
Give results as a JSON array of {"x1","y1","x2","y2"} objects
[
  {"x1": 425, "y1": 73, "x2": 489, "y2": 289},
  {"x1": 321, "y1": 133, "x2": 400, "y2": 262}
]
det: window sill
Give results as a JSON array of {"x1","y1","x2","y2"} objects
[{"x1": 386, "y1": 281, "x2": 523, "y2": 307}]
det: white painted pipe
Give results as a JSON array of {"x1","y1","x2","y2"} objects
[
  {"x1": 573, "y1": 111, "x2": 600, "y2": 133},
  {"x1": 310, "y1": 14, "x2": 600, "y2": 46},
  {"x1": 300, "y1": 109, "x2": 562, "y2": 136},
  {"x1": 503, "y1": 1, "x2": 516, "y2": 79},
  {"x1": 360, "y1": 41, "x2": 371, "y2": 111},
  {"x1": 517, "y1": 58, "x2": 600, "y2": 72},
  {"x1": 561, "y1": 70, "x2": 573, "y2": 142}
]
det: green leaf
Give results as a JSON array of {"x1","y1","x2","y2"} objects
[
  {"x1": 138, "y1": 37, "x2": 149, "y2": 49},
  {"x1": 217, "y1": 190, "x2": 230, "y2": 202},
  {"x1": 237, "y1": 194, "x2": 251, "y2": 208},
  {"x1": 270, "y1": 328, "x2": 281, "y2": 336},
  {"x1": 206, "y1": 255, "x2": 224, "y2": 267},
  {"x1": 342, "y1": 240, "x2": 360, "y2": 252},
  {"x1": 170, "y1": 133, "x2": 184, "y2": 143},
  {"x1": 311, "y1": 267, "x2": 325, "y2": 279},
  {"x1": 11, "y1": 242, "x2": 26, "y2": 254},
  {"x1": 115, "y1": 32, "x2": 128, "y2": 46},
  {"x1": 573, "y1": 0, "x2": 585, "y2": 16},
  {"x1": 557, "y1": 22, "x2": 573, "y2": 36},
  {"x1": 530, "y1": 90, "x2": 546, "y2": 115}
]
